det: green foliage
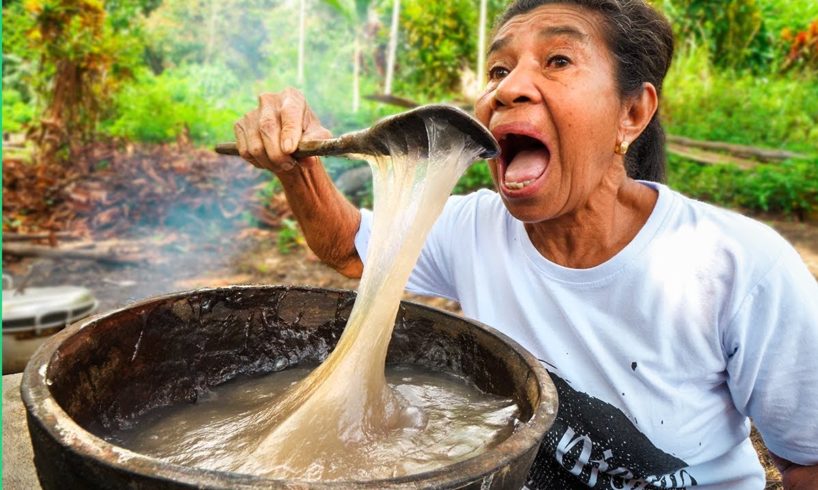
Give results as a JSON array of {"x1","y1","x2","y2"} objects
[
  {"x1": 667, "y1": 155, "x2": 818, "y2": 215},
  {"x1": 322, "y1": 0, "x2": 371, "y2": 23},
  {"x1": 453, "y1": 161, "x2": 494, "y2": 195},
  {"x1": 276, "y1": 218, "x2": 304, "y2": 254},
  {"x1": 143, "y1": 0, "x2": 278, "y2": 79},
  {"x1": 255, "y1": 1, "x2": 399, "y2": 133},
  {"x1": 2, "y1": 3, "x2": 37, "y2": 85},
  {"x1": 257, "y1": 177, "x2": 283, "y2": 202},
  {"x1": 1, "y1": 0, "x2": 154, "y2": 165},
  {"x1": 367, "y1": 0, "x2": 507, "y2": 101},
  {"x1": 103, "y1": 64, "x2": 250, "y2": 143},
  {"x1": 103, "y1": 0, "x2": 396, "y2": 149},
  {"x1": 757, "y1": 0, "x2": 818, "y2": 37},
  {"x1": 656, "y1": 0, "x2": 774, "y2": 71},
  {"x1": 387, "y1": 0, "x2": 476, "y2": 99},
  {"x1": 663, "y1": 45, "x2": 818, "y2": 154},
  {"x1": 2, "y1": 88, "x2": 37, "y2": 133},
  {"x1": 781, "y1": 21, "x2": 818, "y2": 72},
  {"x1": 5, "y1": 0, "x2": 814, "y2": 221},
  {"x1": 655, "y1": 0, "x2": 818, "y2": 73}
]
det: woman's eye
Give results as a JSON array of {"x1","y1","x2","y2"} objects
[
  {"x1": 488, "y1": 66, "x2": 509, "y2": 80},
  {"x1": 547, "y1": 55, "x2": 571, "y2": 68}
]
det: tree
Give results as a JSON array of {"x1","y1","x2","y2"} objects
[
  {"x1": 142, "y1": 0, "x2": 277, "y2": 80},
  {"x1": 475, "y1": 0, "x2": 488, "y2": 94},
  {"x1": 383, "y1": 0, "x2": 399, "y2": 95},
  {"x1": 298, "y1": 0, "x2": 307, "y2": 84},
  {"x1": 322, "y1": 0, "x2": 374, "y2": 112},
  {"x1": 655, "y1": 0, "x2": 774, "y2": 71},
  {"x1": 17, "y1": 0, "x2": 148, "y2": 165}
]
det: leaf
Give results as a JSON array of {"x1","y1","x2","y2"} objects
[{"x1": 321, "y1": 0, "x2": 355, "y2": 22}]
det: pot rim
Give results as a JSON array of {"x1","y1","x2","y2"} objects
[{"x1": 21, "y1": 285, "x2": 557, "y2": 489}]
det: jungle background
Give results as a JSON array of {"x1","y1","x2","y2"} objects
[{"x1": 2, "y1": 0, "x2": 818, "y2": 487}]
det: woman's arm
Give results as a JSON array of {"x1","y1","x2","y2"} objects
[
  {"x1": 276, "y1": 162, "x2": 363, "y2": 278},
  {"x1": 233, "y1": 88, "x2": 363, "y2": 278},
  {"x1": 770, "y1": 453, "x2": 818, "y2": 490}
]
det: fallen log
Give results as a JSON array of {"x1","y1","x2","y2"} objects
[
  {"x1": 666, "y1": 143, "x2": 757, "y2": 170},
  {"x1": 364, "y1": 93, "x2": 473, "y2": 111},
  {"x1": 2, "y1": 243, "x2": 143, "y2": 265},
  {"x1": 2, "y1": 232, "x2": 73, "y2": 242},
  {"x1": 666, "y1": 135, "x2": 807, "y2": 162},
  {"x1": 364, "y1": 93, "x2": 420, "y2": 108}
]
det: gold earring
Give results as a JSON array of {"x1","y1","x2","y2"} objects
[{"x1": 615, "y1": 140, "x2": 630, "y2": 155}]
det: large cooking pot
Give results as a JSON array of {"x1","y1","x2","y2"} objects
[{"x1": 21, "y1": 286, "x2": 557, "y2": 489}]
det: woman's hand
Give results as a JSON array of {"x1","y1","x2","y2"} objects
[
  {"x1": 231, "y1": 88, "x2": 363, "y2": 278},
  {"x1": 233, "y1": 88, "x2": 332, "y2": 174}
]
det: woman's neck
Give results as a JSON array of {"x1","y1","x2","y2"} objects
[{"x1": 524, "y1": 175, "x2": 658, "y2": 269}]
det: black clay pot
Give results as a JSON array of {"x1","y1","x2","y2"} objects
[{"x1": 22, "y1": 286, "x2": 557, "y2": 489}]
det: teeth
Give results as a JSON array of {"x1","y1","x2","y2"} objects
[{"x1": 505, "y1": 179, "x2": 535, "y2": 190}]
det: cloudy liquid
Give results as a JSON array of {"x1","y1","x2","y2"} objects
[
  {"x1": 111, "y1": 117, "x2": 511, "y2": 480},
  {"x1": 110, "y1": 365, "x2": 518, "y2": 480}
]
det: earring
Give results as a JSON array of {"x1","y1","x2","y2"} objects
[{"x1": 615, "y1": 140, "x2": 630, "y2": 155}]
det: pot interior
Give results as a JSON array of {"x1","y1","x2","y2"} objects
[{"x1": 45, "y1": 286, "x2": 542, "y2": 437}]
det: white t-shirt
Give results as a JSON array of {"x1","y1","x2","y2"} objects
[{"x1": 354, "y1": 182, "x2": 818, "y2": 489}]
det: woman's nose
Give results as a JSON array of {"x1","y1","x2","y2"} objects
[{"x1": 493, "y1": 66, "x2": 542, "y2": 109}]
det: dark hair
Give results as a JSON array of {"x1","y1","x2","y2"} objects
[{"x1": 496, "y1": 0, "x2": 674, "y2": 182}]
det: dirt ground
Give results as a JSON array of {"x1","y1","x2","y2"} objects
[{"x1": 3, "y1": 214, "x2": 814, "y2": 488}]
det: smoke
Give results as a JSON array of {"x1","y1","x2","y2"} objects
[{"x1": 29, "y1": 0, "x2": 402, "y2": 311}]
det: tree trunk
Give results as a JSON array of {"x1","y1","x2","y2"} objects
[
  {"x1": 37, "y1": 60, "x2": 79, "y2": 166},
  {"x1": 384, "y1": 0, "x2": 400, "y2": 95},
  {"x1": 297, "y1": 0, "x2": 306, "y2": 84},
  {"x1": 353, "y1": 33, "x2": 360, "y2": 113},
  {"x1": 2, "y1": 243, "x2": 143, "y2": 265},
  {"x1": 205, "y1": 0, "x2": 219, "y2": 64},
  {"x1": 476, "y1": 0, "x2": 488, "y2": 92}
]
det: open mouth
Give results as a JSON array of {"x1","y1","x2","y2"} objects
[{"x1": 498, "y1": 133, "x2": 550, "y2": 191}]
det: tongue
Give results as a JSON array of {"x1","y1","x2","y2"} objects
[{"x1": 505, "y1": 149, "x2": 548, "y2": 183}]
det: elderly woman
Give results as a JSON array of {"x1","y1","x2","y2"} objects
[{"x1": 233, "y1": 0, "x2": 818, "y2": 488}]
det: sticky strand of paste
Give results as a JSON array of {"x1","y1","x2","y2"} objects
[
  {"x1": 129, "y1": 118, "x2": 484, "y2": 480},
  {"x1": 234, "y1": 117, "x2": 483, "y2": 478}
]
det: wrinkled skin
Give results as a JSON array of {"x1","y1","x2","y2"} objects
[
  {"x1": 474, "y1": 4, "x2": 658, "y2": 269},
  {"x1": 233, "y1": 89, "x2": 362, "y2": 277}
]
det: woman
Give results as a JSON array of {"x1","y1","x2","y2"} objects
[{"x1": 233, "y1": 0, "x2": 818, "y2": 488}]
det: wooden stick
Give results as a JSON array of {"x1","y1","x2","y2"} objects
[{"x1": 2, "y1": 243, "x2": 143, "y2": 265}]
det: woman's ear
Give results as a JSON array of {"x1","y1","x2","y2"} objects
[{"x1": 619, "y1": 82, "x2": 658, "y2": 143}]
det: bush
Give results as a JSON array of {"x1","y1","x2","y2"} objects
[
  {"x1": 655, "y1": 0, "x2": 774, "y2": 71},
  {"x1": 103, "y1": 64, "x2": 251, "y2": 144},
  {"x1": 390, "y1": 0, "x2": 478, "y2": 99},
  {"x1": 2, "y1": 88, "x2": 36, "y2": 134},
  {"x1": 781, "y1": 21, "x2": 818, "y2": 72},
  {"x1": 663, "y1": 45, "x2": 818, "y2": 154},
  {"x1": 667, "y1": 155, "x2": 818, "y2": 216},
  {"x1": 454, "y1": 161, "x2": 494, "y2": 195},
  {"x1": 757, "y1": 0, "x2": 818, "y2": 40}
]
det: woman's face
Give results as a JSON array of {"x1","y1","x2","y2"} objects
[{"x1": 475, "y1": 4, "x2": 626, "y2": 223}]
